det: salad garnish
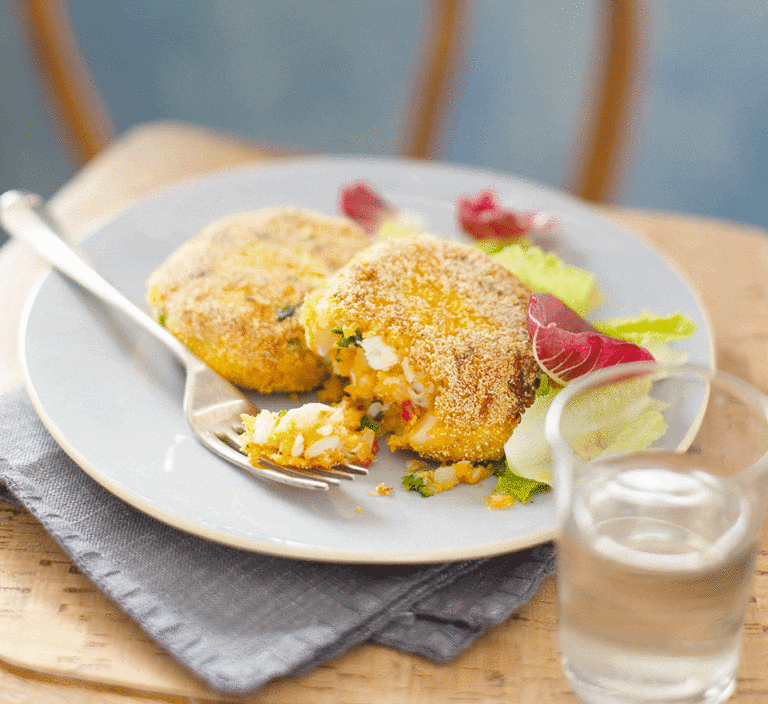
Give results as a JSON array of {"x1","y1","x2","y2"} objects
[
  {"x1": 340, "y1": 181, "x2": 556, "y2": 243},
  {"x1": 339, "y1": 181, "x2": 395, "y2": 234},
  {"x1": 457, "y1": 188, "x2": 557, "y2": 241},
  {"x1": 593, "y1": 310, "x2": 697, "y2": 364},
  {"x1": 489, "y1": 241, "x2": 603, "y2": 317},
  {"x1": 527, "y1": 292, "x2": 656, "y2": 386},
  {"x1": 492, "y1": 468, "x2": 551, "y2": 506},
  {"x1": 498, "y1": 370, "x2": 670, "y2": 500}
]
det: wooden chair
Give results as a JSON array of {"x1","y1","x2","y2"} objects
[{"x1": 14, "y1": 0, "x2": 645, "y2": 203}]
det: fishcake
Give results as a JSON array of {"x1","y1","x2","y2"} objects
[
  {"x1": 300, "y1": 234, "x2": 541, "y2": 462},
  {"x1": 146, "y1": 207, "x2": 370, "y2": 393}
]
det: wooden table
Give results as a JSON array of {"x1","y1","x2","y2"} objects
[{"x1": 1, "y1": 121, "x2": 767, "y2": 704}]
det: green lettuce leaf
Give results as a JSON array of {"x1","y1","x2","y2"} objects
[
  {"x1": 503, "y1": 388, "x2": 559, "y2": 484},
  {"x1": 593, "y1": 310, "x2": 696, "y2": 342},
  {"x1": 503, "y1": 375, "x2": 670, "y2": 490},
  {"x1": 494, "y1": 468, "x2": 551, "y2": 503},
  {"x1": 490, "y1": 243, "x2": 603, "y2": 317},
  {"x1": 594, "y1": 310, "x2": 697, "y2": 364},
  {"x1": 376, "y1": 219, "x2": 426, "y2": 239},
  {"x1": 561, "y1": 376, "x2": 669, "y2": 461},
  {"x1": 473, "y1": 238, "x2": 516, "y2": 255}
]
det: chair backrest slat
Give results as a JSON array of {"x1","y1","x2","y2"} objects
[
  {"x1": 567, "y1": 0, "x2": 646, "y2": 202},
  {"x1": 398, "y1": 0, "x2": 470, "y2": 160},
  {"x1": 18, "y1": 0, "x2": 115, "y2": 166}
]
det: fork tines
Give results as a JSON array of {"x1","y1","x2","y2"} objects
[
  {"x1": 216, "y1": 425, "x2": 369, "y2": 489},
  {"x1": 254, "y1": 456, "x2": 369, "y2": 484}
]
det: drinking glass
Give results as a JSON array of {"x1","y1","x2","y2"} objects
[{"x1": 545, "y1": 362, "x2": 768, "y2": 704}]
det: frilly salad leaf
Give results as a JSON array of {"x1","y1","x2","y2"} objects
[
  {"x1": 593, "y1": 310, "x2": 697, "y2": 364},
  {"x1": 594, "y1": 309, "x2": 696, "y2": 341},
  {"x1": 490, "y1": 242, "x2": 603, "y2": 317},
  {"x1": 499, "y1": 299, "x2": 694, "y2": 496},
  {"x1": 501, "y1": 375, "x2": 669, "y2": 494},
  {"x1": 503, "y1": 388, "x2": 559, "y2": 484},
  {"x1": 457, "y1": 188, "x2": 557, "y2": 241},
  {"x1": 493, "y1": 468, "x2": 551, "y2": 504},
  {"x1": 528, "y1": 293, "x2": 655, "y2": 386},
  {"x1": 377, "y1": 220, "x2": 422, "y2": 239},
  {"x1": 559, "y1": 376, "x2": 670, "y2": 462},
  {"x1": 338, "y1": 182, "x2": 557, "y2": 247},
  {"x1": 339, "y1": 181, "x2": 396, "y2": 234}
]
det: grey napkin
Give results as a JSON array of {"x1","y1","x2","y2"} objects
[{"x1": 0, "y1": 384, "x2": 554, "y2": 695}]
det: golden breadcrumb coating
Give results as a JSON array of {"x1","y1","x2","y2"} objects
[
  {"x1": 300, "y1": 234, "x2": 540, "y2": 462},
  {"x1": 146, "y1": 207, "x2": 369, "y2": 392},
  {"x1": 240, "y1": 403, "x2": 377, "y2": 469}
]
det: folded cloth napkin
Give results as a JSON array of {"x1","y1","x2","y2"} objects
[{"x1": 0, "y1": 384, "x2": 554, "y2": 695}]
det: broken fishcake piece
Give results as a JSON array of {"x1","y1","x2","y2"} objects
[
  {"x1": 403, "y1": 461, "x2": 494, "y2": 497},
  {"x1": 146, "y1": 207, "x2": 370, "y2": 393},
  {"x1": 240, "y1": 403, "x2": 378, "y2": 469},
  {"x1": 300, "y1": 234, "x2": 541, "y2": 462}
]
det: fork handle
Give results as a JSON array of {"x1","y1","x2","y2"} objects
[{"x1": 0, "y1": 190, "x2": 195, "y2": 366}]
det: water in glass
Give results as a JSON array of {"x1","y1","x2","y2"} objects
[{"x1": 558, "y1": 452, "x2": 756, "y2": 704}]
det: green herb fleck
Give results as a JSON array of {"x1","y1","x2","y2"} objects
[
  {"x1": 401, "y1": 474, "x2": 434, "y2": 497},
  {"x1": 358, "y1": 414, "x2": 382, "y2": 434},
  {"x1": 157, "y1": 310, "x2": 167, "y2": 327},
  {"x1": 332, "y1": 326, "x2": 363, "y2": 348},
  {"x1": 277, "y1": 304, "x2": 298, "y2": 321}
]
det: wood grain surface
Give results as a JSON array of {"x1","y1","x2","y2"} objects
[{"x1": 1, "y1": 121, "x2": 767, "y2": 703}]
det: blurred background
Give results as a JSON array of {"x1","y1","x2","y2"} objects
[{"x1": 1, "y1": 0, "x2": 766, "y2": 249}]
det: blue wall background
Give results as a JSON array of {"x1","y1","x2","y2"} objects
[{"x1": 1, "y1": 1, "x2": 766, "y2": 249}]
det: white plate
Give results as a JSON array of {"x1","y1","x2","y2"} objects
[{"x1": 20, "y1": 157, "x2": 714, "y2": 563}]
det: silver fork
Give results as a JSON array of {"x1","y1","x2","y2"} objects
[{"x1": 0, "y1": 190, "x2": 369, "y2": 491}]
